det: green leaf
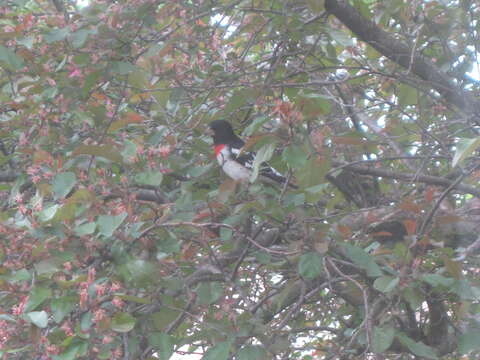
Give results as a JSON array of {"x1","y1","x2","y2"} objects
[
  {"x1": 97, "y1": 212, "x2": 127, "y2": 237},
  {"x1": 7, "y1": 269, "x2": 31, "y2": 283},
  {"x1": 44, "y1": 27, "x2": 70, "y2": 43},
  {"x1": 196, "y1": 282, "x2": 223, "y2": 305},
  {"x1": 111, "y1": 61, "x2": 137, "y2": 75},
  {"x1": 134, "y1": 170, "x2": 163, "y2": 186},
  {"x1": 34, "y1": 258, "x2": 60, "y2": 276},
  {"x1": 297, "y1": 92, "x2": 332, "y2": 115},
  {"x1": 111, "y1": 312, "x2": 136, "y2": 333},
  {"x1": 152, "y1": 308, "x2": 180, "y2": 331},
  {"x1": 329, "y1": 29, "x2": 354, "y2": 46},
  {"x1": 243, "y1": 116, "x2": 269, "y2": 136},
  {"x1": 80, "y1": 311, "x2": 92, "y2": 331},
  {"x1": 373, "y1": 276, "x2": 399, "y2": 293},
  {"x1": 52, "y1": 172, "x2": 77, "y2": 199},
  {"x1": 0, "y1": 45, "x2": 24, "y2": 70},
  {"x1": 250, "y1": 143, "x2": 275, "y2": 182},
  {"x1": 73, "y1": 145, "x2": 123, "y2": 163},
  {"x1": 342, "y1": 243, "x2": 383, "y2": 277},
  {"x1": 224, "y1": 89, "x2": 257, "y2": 114},
  {"x1": 282, "y1": 145, "x2": 307, "y2": 168},
  {"x1": 148, "y1": 332, "x2": 174, "y2": 360},
  {"x1": 398, "y1": 84, "x2": 418, "y2": 106},
  {"x1": 237, "y1": 345, "x2": 268, "y2": 360},
  {"x1": 306, "y1": 0, "x2": 324, "y2": 13},
  {"x1": 53, "y1": 202, "x2": 77, "y2": 222},
  {"x1": 25, "y1": 311, "x2": 48, "y2": 328},
  {"x1": 296, "y1": 157, "x2": 329, "y2": 190},
  {"x1": 403, "y1": 286, "x2": 424, "y2": 309},
  {"x1": 452, "y1": 137, "x2": 480, "y2": 167},
  {"x1": 203, "y1": 341, "x2": 232, "y2": 360},
  {"x1": 25, "y1": 286, "x2": 51, "y2": 312},
  {"x1": 53, "y1": 338, "x2": 88, "y2": 360},
  {"x1": 51, "y1": 296, "x2": 77, "y2": 323},
  {"x1": 121, "y1": 139, "x2": 137, "y2": 161},
  {"x1": 298, "y1": 252, "x2": 323, "y2": 279},
  {"x1": 372, "y1": 326, "x2": 395, "y2": 352},
  {"x1": 82, "y1": 71, "x2": 102, "y2": 98},
  {"x1": 38, "y1": 204, "x2": 60, "y2": 222},
  {"x1": 117, "y1": 294, "x2": 152, "y2": 304},
  {"x1": 128, "y1": 68, "x2": 149, "y2": 88},
  {"x1": 119, "y1": 259, "x2": 157, "y2": 287},
  {"x1": 17, "y1": 36, "x2": 34, "y2": 49},
  {"x1": 420, "y1": 274, "x2": 455, "y2": 288},
  {"x1": 396, "y1": 333, "x2": 438, "y2": 359},
  {"x1": 452, "y1": 279, "x2": 476, "y2": 300},
  {"x1": 0, "y1": 314, "x2": 16, "y2": 322},
  {"x1": 74, "y1": 222, "x2": 96, "y2": 236},
  {"x1": 71, "y1": 28, "x2": 95, "y2": 48},
  {"x1": 459, "y1": 326, "x2": 480, "y2": 354}
]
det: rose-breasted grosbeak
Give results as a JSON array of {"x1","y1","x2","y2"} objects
[{"x1": 208, "y1": 120, "x2": 295, "y2": 187}]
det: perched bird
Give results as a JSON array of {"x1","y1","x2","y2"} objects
[{"x1": 208, "y1": 119, "x2": 295, "y2": 187}]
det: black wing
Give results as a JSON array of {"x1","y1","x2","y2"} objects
[{"x1": 230, "y1": 145, "x2": 288, "y2": 184}]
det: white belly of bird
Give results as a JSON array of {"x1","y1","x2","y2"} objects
[
  {"x1": 216, "y1": 147, "x2": 251, "y2": 182},
  {"x1": 222, "y1": 160, "x2": 251, "y2": 181}
]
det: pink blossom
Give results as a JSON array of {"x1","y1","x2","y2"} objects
[
  {"x1": 42, "y1": 171, "x2": 54, "y2": 180},
  {"x1": 102, "y1": 335, "x2": 114, "y2": 344},
  {"x1": 160, "y1": 167, "x2": 173, "y2": 174},
  {"x1": 46, "y1": 344, "x2": 59, "y2": 355},
  {"x1": 14, "y1": 193, "x2": 23, "y2": 203},
  {"x1": 112, "y1": 347, "x2": 123, "y2": 358},
  {"x1": 26, "y1": 165, "x2": 40, "y2": 176},
  {"x1": 93, "y1": 308, "x2": 106, "y2": 323},
  {"x1": 158, "y1": 145, "x2": 171, "y2": 158},
  {"x1": 95, "y1": 283, "x2": 107, "y2": 297},
  {"x1": 112, "y1": 204, "x2": 126, "y2": 215},
  {"x1": 60, "y1": 321, "x2": 74, "y2": 336},
  {"x1": 79, "y1": 286, "x2": 89, "y2": 309},
  {"x1": 111, "y1": 296, "x2": 125, "y2": 308},
  {"x1": 40, "y1": 126, "x2": 49, "y2": 136},
  {"x1": 12, "y1": 296, "x2": 28, "y2": 315},
  {"x1": 18, "y1": 132, "x2": 28, "y2": 146},
  {"x1": 18, "y1": 204, "x2": 28, "y2": 215},
  {"x1": 110, "y1": 282, "x2": 122, "y2": 292},
  {"x1": 87, "y1": 267, "x2": 96, "y2": 283},
  {"x1": 68, "y1": 67, "x2": 82, "y2": 78}
]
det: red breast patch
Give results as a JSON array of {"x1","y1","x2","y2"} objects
[{"x1": 214, "y1": 144, "x2": 225, "y2": 156}]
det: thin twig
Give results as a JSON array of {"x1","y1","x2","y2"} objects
[
  {"x1": 276, "y1": 280, "x2": 307, "y2": 330},
  {"x1": 139, "y1": 221, "x2": 300, "y2": 255},
  {"x1": 418, "y1": 165, "x2": 480, "y2": 238},
  {"x1": 327, "y1": 257, "x2": 373, "y2": 353}
]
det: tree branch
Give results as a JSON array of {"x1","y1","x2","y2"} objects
[
  {"x1": 332, "y1": 161, "x2": 480, "y2": 198},
  {"x1": 324, "y1": 0, "x2": 480, "y2": 118}
]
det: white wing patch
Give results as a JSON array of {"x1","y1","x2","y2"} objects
[{"x1": 230, "y1": 147, "x2": 242, "y2": 156}]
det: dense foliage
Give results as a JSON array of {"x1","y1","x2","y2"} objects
[{"x1": 1, "y1": 0, "x2": 480, "y2": 359}]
